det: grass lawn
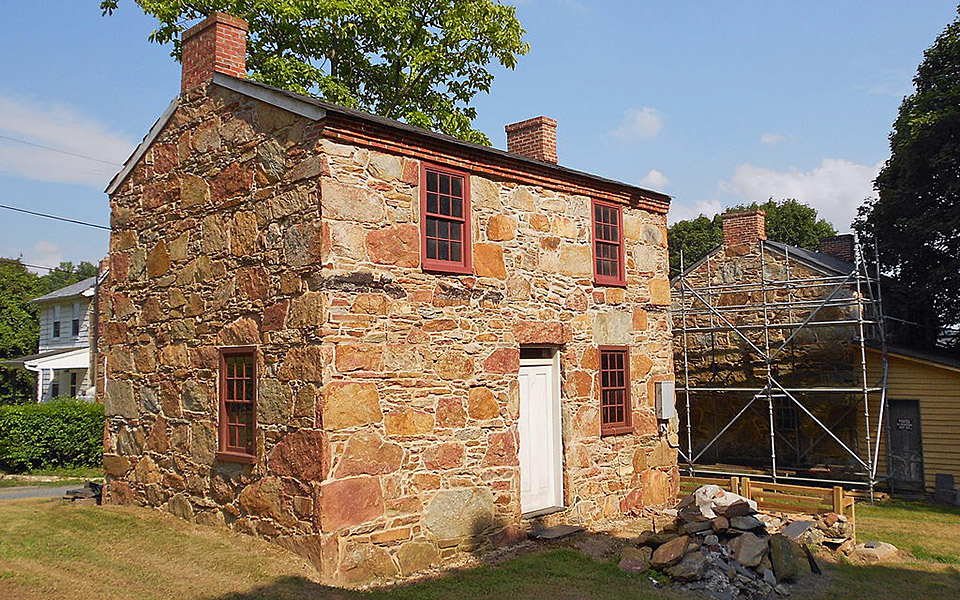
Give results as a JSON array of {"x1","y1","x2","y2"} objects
[{"x1": 1, "y1": 497, "x2": 959, "y2": 599}]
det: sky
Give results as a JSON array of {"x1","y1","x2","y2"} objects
[{"x1": 0, "y1": 1, "x2": 957, "y2": 271}]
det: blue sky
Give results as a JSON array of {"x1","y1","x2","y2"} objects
[{"x1": 1, "y1": 1, "x2": 956, "y2": 270}]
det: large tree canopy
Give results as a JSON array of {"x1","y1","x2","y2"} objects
[
  {"x1": 668, "y1": 199, "x2": 837, "y2": 277},
  {"x1": 855, "y1": 7, "x2": 960, "y2": 341},
  {"x1": 100, "y1": 0, "x2": 529, "y2": 145}
]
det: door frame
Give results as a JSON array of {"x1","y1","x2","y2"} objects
[
  {"x1": 888, "y1": 398, "x2": 925, "y2": 492},
  {"x1": 518, "y1": 346, "x2": 564, "y2": 517}
]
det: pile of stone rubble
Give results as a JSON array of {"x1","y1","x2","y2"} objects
[{"x1": 619, "y1": 485, "x2": 822, "y2": 599}]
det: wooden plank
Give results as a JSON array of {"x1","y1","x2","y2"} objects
[
  {"x1": 751, "y1": 481, "x2": 834, "y2": 496},
  {"x1": 751, "y1": 491, "x2": 830, "y2": 505},
  {"x1": 755, "y1": 500, "x2": 833, "y2": 513}
]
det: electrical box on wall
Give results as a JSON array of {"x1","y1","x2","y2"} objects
[{"x1": 655, "y1": 380, "x2": 676, "y2": 420}]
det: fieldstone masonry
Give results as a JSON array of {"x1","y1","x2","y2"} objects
[{"x1": 100, "y1": 71, "x2": 677, "y2": 584}]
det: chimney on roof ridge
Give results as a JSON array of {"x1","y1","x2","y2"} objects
[
  {"x1": 180, "y1": 12, "x2": 248, "y2": 93},
  {"x1": 721, "y1": 209, "x2": 766, "y2": 249},
  {"x1": 819, "y1": 234, "x2": 856, "y2": 263},
  {"x1": 505, "y1": 116, "x2": 558, "y2": 163}
]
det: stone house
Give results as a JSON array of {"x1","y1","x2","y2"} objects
[
  {"x1": 4, "y1": 275, "x2": 104, "y2": 402},
  {"x1": 672, "y1": 210, "x2": 958, "y2": 494},
  {"x1": 100, "y1": 13, "x2": 677, "y2": 585}
]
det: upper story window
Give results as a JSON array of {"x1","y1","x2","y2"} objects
[
  {"x1": 52, "y1": 305, "x2": 61, "y2": 338},
  {"x1": 217, "y1": 348, "x2": 257, "y2": 463},
  {"x1": 599, "y1": 346, "x2": 632, "y2": 436},
  {"x1": 421, "y1": 164, "x2": 471, "y2": 274},
  {"x1": 71, "y1": 301, "x2": 81, "y2": 337},
  {"x1": 592, "y1": 199, "x2": 626, "y2": 287}
]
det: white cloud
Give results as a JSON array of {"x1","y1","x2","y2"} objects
[
  {"x1": 668, "y1": 198, "x2": 724, "y2": 225},
  {"x1": 639, "y1": 169, "x2": 669, "y2": 190},
  {"x1": 0, "y1": 95, "x2": 134, "y2": 187},
  {"x1": 718, "y1": 158, "x2": 882, "y2": 231},
  {"x1": 611, "y1": 107, "x2": 663, "y2": 141},
  {"x1": 22, "y1": 241, "x2": 64, "y2": 273},
  {"x1": 760, "y1": 133, "x2": 785, "y2": 146}
]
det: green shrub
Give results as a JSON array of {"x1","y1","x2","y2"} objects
[{"x1": 0, "y1": 400, "x2": 104, "y2": 472}]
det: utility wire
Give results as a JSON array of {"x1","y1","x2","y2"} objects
[
  {"x1": 0, "y1": 257, "x2": 59, "y2": 271},
  {"x1": 0, "y1": 203, "x2": 111, "y2": 231},
  {"x1": 0, "y1": 134, "x2": 123, "y2": 167}
]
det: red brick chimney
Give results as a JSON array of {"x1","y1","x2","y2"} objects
[
  {"x1": 721, "y1": 210, "x2": 766, "y2": 248},
  {"x1": 505, "y1": 117, "x2": 558, "y2": 163},
  {"x1": 818, "y1": 234, "x2": 856, "y2": 263},
  {"x1": 181, "y1": 12, "x2": 248, "y2": 93}
]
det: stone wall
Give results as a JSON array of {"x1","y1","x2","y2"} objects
[
  {"x1": 672, "y1": 244, "x2": 864, "y2": 468},
  {"x1": 101, "y1": 82, "x2": 677, "y2": 586}
]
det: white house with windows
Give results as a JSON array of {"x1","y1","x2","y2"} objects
[{"x1": 3, "y1": 275, "x2": 103, "y2": 402}]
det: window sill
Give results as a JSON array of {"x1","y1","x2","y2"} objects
[
  {"x1": 600, "y1": 425, "x2": 634, "y2": 437},
  {"x1": 423, "y1": 263, "x2": 473, "y2": 275},
  {"x1": 593, "y1": 277, "x2": 627, "y2": 288},
  {"x1": 216, "y1": 451, "x2": 256, "y2": 464}
]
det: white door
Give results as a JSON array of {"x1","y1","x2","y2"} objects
[{"x1": 518, "y1": 351, "x2": 563, "y2": 515}]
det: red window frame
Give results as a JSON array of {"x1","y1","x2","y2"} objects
[
  {"x1": 599, "y1": 346, "x2": 632, "y2": 436},
  {"x1": 592, "y1": 199, "x2": 626, "y2": 287},
  {"x1": 420, "y1": 163, "x2": 472, "y2": 274},
  {"x1": 217, "y1": 347, "x2": 258, "y2": 463}
]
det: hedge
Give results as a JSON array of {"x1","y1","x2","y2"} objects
[{"x1": 0, "y1": 399, "x2": 104, "y2": 472}]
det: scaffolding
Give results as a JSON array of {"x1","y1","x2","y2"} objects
[{"x1": 673, "y1": 238, "x2": 890, "y2": 500}]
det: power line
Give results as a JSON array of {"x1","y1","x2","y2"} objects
[
  {"x1": 0, "y1": 134, "x2": 123, "y2": 167},
  {"x1": 0, "y1": 204, "x2": 111, "y2": 231},
  {"x1": 0, "y1": 257, "x2": 58, "y2": 271}
]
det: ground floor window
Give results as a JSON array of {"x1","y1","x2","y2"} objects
[
  {"x1": 599, "y1": 346, "x2": 631, "y2": 435},
  {"x1": 218, "y1": 348, "x2": 257, "y2": 462}
]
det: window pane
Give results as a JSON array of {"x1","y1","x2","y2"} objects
[
  {"x1": 427, "y1": 171, "x2": 438, "y2": 192},
  {"x1": 440, "y1": 174, "x2": 450, "y2": 195},
  {"x1": 427, "y1": 192, "x2": 438, "y2": 214},
  {"x1": 438, "y1": 240, "x2": 450, "y2": 261},
  {"x1": 427, "y1": 238, "x2": 438, "y2": 259},
  {"x1": 450, "y1": 222, "x2": 462, "y2": 242},
  {"x1": 450, "y1": 241, "x2": 461, "y2": 262},
  {"x1": 451, "y1": 176, "x2": 462, "y2": 197},
  {"x1": 427, "y1": 217, "x2": 437, "y2": 237},
  {"x1": 451, "y1": 197, "x2": 462, "y2": 218},
  {"x1": 440, "y1": 195, "x2": 450, "y2": 216}
]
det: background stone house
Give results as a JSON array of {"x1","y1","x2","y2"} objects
[
  {"x1": 4, "y1": 275, "x2": 102, "y2": 402},
  {"x1": 100, "y1": 13, "x2": 678, "y2": 586},
  {"x1": 672, "y1": 210, "x2": 960, "y2": 495}
]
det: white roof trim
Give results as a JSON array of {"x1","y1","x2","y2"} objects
[
  {"x1": 212, "y1": 73, "x2": 326, "y2": 120},
  {"x1": 105, "y1": 98, "x2": 179, "y2": 195}
]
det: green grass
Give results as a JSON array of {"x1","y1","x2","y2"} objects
[
  {"x1": 0, "y1": 499, "x2": 671, "y2": 600},
  {"x1": 0, "y1": 478, "x2": 87, "y2": 489},
  {"x1": 2, "y1": 497, "x2": 960, "y2": 599},
  {"x1": 23, "y1": 466, "x2": 104, "y2": 479}
]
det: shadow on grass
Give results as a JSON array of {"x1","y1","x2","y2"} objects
[
  {"x1": 204, "y1": 544, "x2": 960, "y2": 600},
  {"x1": 206, "y1": 540, "x2": 671, "y2": 600}
]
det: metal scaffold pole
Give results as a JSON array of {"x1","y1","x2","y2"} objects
[{"x1": 673, "y1": 237, "x2": 890, "y2": 490}]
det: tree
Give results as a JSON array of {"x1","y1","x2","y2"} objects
[
  {"x1": 38, "y1": 262, "x2": 98, "y2": 295},
  {"x1": 667, "y1": 214, "x2": 722, "y2": 277},
  {"x1": 856, "y1": 7, "x2": 960, "y2": 342},
  {"x1": 0, "y1": 261, "x2": 43, "y2": 405},
  {"x1": 669, "y1": 199, "x2": 837, "y2": 277},
  {"x1": 100, "y1": 0, "x2": 529, "y2": 145}
]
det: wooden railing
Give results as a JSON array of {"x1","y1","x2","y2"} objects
[{"x1": 679, "y1": 475, "x2": 856, "y2": 526}]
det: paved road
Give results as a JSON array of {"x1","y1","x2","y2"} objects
[{"x1": 0, "y1": 485, "x2": 78, "y2": 501}]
